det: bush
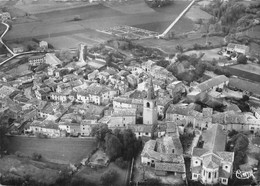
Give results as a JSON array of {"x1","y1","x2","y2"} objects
[
  {"x1": 115, "y1": 157, "x2": 128, "y2": 169},
  {"x1": 32, "y1": 152, "x2": 42, "y2": 161},
  {"x1": 100, "y1": 169, "x2": 118, "y2": 185},
  {"x1": 36, "y1": 133, "x2": 48, "y2": 139},
  {"x1": 15, "y1": 151, "x2": 25, "y2": 158}
]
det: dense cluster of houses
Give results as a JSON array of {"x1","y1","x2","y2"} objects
[{"x1": 1, "y1": 42, "x2": 259, "y2": 185}]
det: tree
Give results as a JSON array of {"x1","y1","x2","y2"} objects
[
  {"x1": 91, "y1": 124, "x2": 112, "y2": 146},
  {"x1": 144, "y1": 178, "x2": 162, "y2": 186},
  {"x1": 100, "y1": 169, "x2": 118, "y2": 186},
  {"x1": 237, "y1": 54, "x2": 247, "y2": 64},
  {"x1": 176, "y1": 45, "x2": 184, "y2": 53},
  {"x1": 105, "y1": 133, "x2": 122, "y2": 160},
  {"x1": 121, "y1": 129, "x2": 142, "y2": 160},
  {"x1": 0, "y1": 115, "x2": 9, "y2": 157}
]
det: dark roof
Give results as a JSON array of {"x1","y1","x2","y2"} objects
[
  {"x1": 192, "y1": 148, "x2": 209, "y2": 157},
  {"x1": 155, "y1": 162, "x2": 185, "y2": 173}
]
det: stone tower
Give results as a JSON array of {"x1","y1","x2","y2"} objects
[
  {"x1": 143, "y1": 78, "x2": 157, "y2": 125},
  {"x1": 78, "y1": 43, "x2": 87, "y2": 63}
]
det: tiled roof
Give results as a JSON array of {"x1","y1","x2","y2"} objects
[
  {"x1": 192, "y1": 148, "x2": 209, "y2": 157},
  {"x1": 203, "y1": 124, "x2": 226, "y2": 152},
  {"x1": 196, "y1": 75, "x2": 229, "y2": 92},
  {"x1": 216, "y1": 151, "x2": 234, "y2": 163},
  {"x1": 203, "y1": 154, "x2": 221, "y2": 169},
  {"x1": 129, "y1": 124, "x2": 153, "y2": 133},
  {"x1": 112, "y1": 108, "x2": 136, "y2": 117},
  {"x1": 155, "y1": 162, "x2": 185, "y2": 173}
]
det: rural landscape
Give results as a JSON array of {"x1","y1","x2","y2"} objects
[{"x1": 0, "y1": 0, "x2": 260, "y2": 185}]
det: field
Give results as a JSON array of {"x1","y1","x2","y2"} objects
[
  {"x1": 7, "y1": 136, "x2": 96, "y2": 164},
  {"x1": 0, "y1": 155, "x2": 63, "y2": 185},
  {"x1": 134, "y1": 36, "x2": 224, "y2": 53},
  {"x1": 5, "y1": 1, "x2": 191, "y2": 49},
  {"x1": 227, "y1": 64, "x2": 260, "y2": 83}
]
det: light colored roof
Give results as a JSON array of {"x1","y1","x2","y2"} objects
[
  {"x1": 112, "y1": 108, "x2": 136, "y2": 117},
  {"x1": 129, "y1": 124, "x2": 153, "y2": 133},
  {"x1": 196, "y1": 75, "x2": 229, "y2": 92},
  {"x1": 45, "y1": 53, "x2": 62, "y2": 66},
  {"x1": 203, "y1": 124, "x2": 226, "y2": 152}
]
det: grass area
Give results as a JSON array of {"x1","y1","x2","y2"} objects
[
  {"x1": 5, "y1": 1, "x2": 190, "y2": 44},
  {"x1": 226, "y1": 65, "x2": 260, "y2": 83},
  {"x1": 77, "y1": 162, "x2": 128, "y2": 186},
  {"x1": 231, "y1": 64, "x2": 260, "y2": 75},
  {"x1": 7, "y1": 136, "x2": 96, "y2": 164},
  {"x1": 0, "y1": 155, "x2": 65, "y2": 185},
  {"x1": 134, "y1": 36, "x2": 224, "y2": 54}
]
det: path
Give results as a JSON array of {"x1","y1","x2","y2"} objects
[
  {"x1": 158, "y1": 0, "x2": 195, "y2": 38},
  {"x1": 0, "y1": 20, "x2": 46, "y2": 65}
]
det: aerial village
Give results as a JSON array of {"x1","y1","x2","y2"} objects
[{"x1": 1, "y1": 1, "x2": 260, "y2": 186}]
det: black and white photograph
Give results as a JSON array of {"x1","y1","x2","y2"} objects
[{"x1": 0, "y1": 0, "x2": 260, "y2": 185}]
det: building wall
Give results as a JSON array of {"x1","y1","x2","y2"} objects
[
  {"x1": 143, "y1": 99, "x2": 157, "y2": 125},
  {"x1": 80, "y1": 124, "x2": 92, "y2": 136}
]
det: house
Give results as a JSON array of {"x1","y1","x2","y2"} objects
[
  {"x1": 166, "y1": 81, "x2": 186, "y2": 99},
  {"x1": 12, "y1": 46, "x2": 24, "y2": 54},
  {"x1": 0, "y1": 86, "x2": 18, "y2": 99},
  {"x1": 141, "y1": 136, "x2": 185, "y2": 178},
  {"x1": 28, "y1": 55, "x2": 46, "y2": 67},
  {"x1": 0, "y1": 12, "x2": 11, "y2": 20},
  {"x1": 58, "y1": 121, "x2": 80, "y2": 136},
  {"x1": 26, "y1": 120, "x2": 60, "y2": 137},
  {"x1": 80, "y1": 119, "x2": 99, "y2": 136},
  {"x1": 77, "y1": 83, "x2": 118, "y2": 105},
  {"x1": 39, "y1": 41, "x2": 48, "y2": 49},
  {"x1": 156, "y1": 96, "x2": 172, "y2": 118},
  {"x1": 127, "y1": 74, "x2": 137, "y2": 88},
  {"x1": 45, "y1": 53, "x2": 62, "y2": 67},
  {"x1": 142, "y1": 60, "x2": 156, "y2": 72},
  {"x1": 191, "y1": 124, "x2": 234, "y2": 185},
  {"x1": 188, "y1": 75, "x2": 229, "y2": 101},
  {"x1": 35, "y1": 87, "x2": 51, "y2": 100},
  {"x1": 129, "y1": 124, "x2": 153, "y2": 138},
  {"x1": 107, "y1": 108, "x2": 137, "y2": 129},
  {"x1": 225, "y1": 43, "x2": 250, "y2": 56},
  {"x1": 150, "y1": 65, "x2": 177, "y2": 83},
  {"x1": 55, "y1": 68, "x2": 70, "y2": 78}
]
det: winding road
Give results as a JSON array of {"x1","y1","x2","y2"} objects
[{"x1": 0, "y1": 20, "x2": 42, "y2": 66}]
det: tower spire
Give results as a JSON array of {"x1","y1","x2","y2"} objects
[{"x1": 147, "y1": 77, "x2": 155, "y2": 99}]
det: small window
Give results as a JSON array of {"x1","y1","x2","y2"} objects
[
  {"x1": 215, "y1": 172, "x2": 217, "y2": 178},
  {"x1": 195, "y1": 161, "x2": 198, "y2": 164},
  {"x1": 208, "y1": 172, "x2": 211, "y2": 179},
  {"x1": 251, "y1": 127, "x2": 254, "y2": 130},
  {"x1": 225, "y1": 165, "x2": 228, "y2": 169},
  {"x1": 145, "y1": 132, "x2": 149, "y2": 135},
  {"x1": 222, "y1": 178, "x2": 227, "y2": 183},
  {"x1": 146, "y1": 102, "x2": 150, "y2": 108},
  {"x1": 194, "y1": 174, "x2": 197, "y2": 178}
]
